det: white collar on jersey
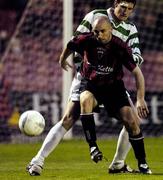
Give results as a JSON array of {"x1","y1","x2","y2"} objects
[{"x1": 107, "y1": 8, "x2": 123, "y2": 28}]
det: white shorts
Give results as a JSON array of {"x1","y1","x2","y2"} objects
[{"x1": 69, "y1": 72, "x2": 82, "y2": 101}]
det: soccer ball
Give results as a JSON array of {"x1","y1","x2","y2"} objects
[{"x1": 19, "y1": 110, "x2": 45, "y2": 136}]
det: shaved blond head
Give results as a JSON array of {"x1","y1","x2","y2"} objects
[
  {"x1": 92, "y1": 16, "x2": 112, "y2": 30},
  {"x1": 92, "y1": 16, "x2": 112, "y2": 44}
]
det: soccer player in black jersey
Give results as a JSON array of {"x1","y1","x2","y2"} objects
[
  {"x1": 59, "y1": 16, "x2": 152, "y2": 174},
  {"x1": 27, "y1": 0, "x2": 148, "y2": 175}
]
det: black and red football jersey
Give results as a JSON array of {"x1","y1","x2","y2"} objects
[{"x1": 67, "y1": 33, "x2": 136, "y2": 84}]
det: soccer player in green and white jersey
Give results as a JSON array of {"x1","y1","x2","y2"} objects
[
  {"x1": 27, "y1": 0, "x2": 146, "y2": 176},
  {"x1": 75, "y1": 1, "x2": 142, "y2": 64}
]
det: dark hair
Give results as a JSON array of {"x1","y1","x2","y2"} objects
[{"x1": 114, "y1": 0, "x2": 136, "y2": 7}]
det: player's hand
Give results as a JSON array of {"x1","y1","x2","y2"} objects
[
  {"x1": 59, "y1": 59, "x2": 72, "y2": 71},
  {"x1": 136, "y1": 99, "x2": 149, "y2": 119}
]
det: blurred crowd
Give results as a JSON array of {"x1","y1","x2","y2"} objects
[{"x1": 0, "y1": 0, "x2": 27, "y2": 57}]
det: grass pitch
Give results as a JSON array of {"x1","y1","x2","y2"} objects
[{"x1": 0, "y1": 137, "x2": 163, "y2": 180}]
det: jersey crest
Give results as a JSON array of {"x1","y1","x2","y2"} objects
[{"x1": 97, "y1": 47, "x2": 105, "y2": 60}]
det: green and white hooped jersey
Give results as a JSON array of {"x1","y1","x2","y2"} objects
[{"x1": 74, "y1": 8, "x2": 143, "y2": 66}]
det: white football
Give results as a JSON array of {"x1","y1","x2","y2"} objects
[{"x1": 19, "y1": 110, "x2": 45, "y2": 136}]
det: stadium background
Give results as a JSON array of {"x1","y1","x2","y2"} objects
[{"x1": 0, "y1": 0, "x2": 163, "y2": 143}]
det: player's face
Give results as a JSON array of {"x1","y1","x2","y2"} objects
[
  {"x1": 93, "y1": 22, "x2": 112, "y2": 44},
  {"x1": 114, "y1": 1, "x2": 134, "y2": 21}
]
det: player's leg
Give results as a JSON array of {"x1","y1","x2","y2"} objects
[
  {"x1": 80, "y1": 90, "x2": 103, "y2": 163},
  {"x1": 27, "y1": 100, "x2": 80, "y2": 176},
  {"x1": 120, "y1": 106, "x2": 152, "y2": 174},
  {"x1": 109, "y1": 91, "x2": 139, "y2": 173},
  {"x1": 108, "y1": 126, "x2": 132, "y2": 173},
  {"x1": 27, "y1": 73, "x2": 82, "y2": 175}
]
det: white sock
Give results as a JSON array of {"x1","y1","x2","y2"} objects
[
  {"x1": 31, "y1": 120, "x2": 67, "y2": 166},
  {"x1": 109, "y1": 126, "x2": 131, "y2": 169}
]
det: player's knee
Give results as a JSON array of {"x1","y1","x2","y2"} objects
[
  {"x1": 121, "y1": 111, "x2": 140, "y2": 135},
  {"x1": 61, "y1": 101, "x2": 80, "y2": 130},
  {"x1": 126, "y1": 119, "x2": 140, "y2": 135},
  {"x1": 127, "y1": 120, "x2": 136, "y2": 129},
  {"x1": 80, "y1": 91, "x2": 94, "y2": 108},
  {"x1": 61, "y1": 113, "x2": 74, "y2": 130}
]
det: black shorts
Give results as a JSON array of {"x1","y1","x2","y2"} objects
[{"x1": 80, "y1": 79, "x2": 130, "y2": 117}]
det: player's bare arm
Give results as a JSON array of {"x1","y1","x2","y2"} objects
[
  {"x1": 132, "y1": 66, "x2": 149, "y2": 118},
  {"x1": 59, "y1": 48, "x2": 73, "y2": 71}
]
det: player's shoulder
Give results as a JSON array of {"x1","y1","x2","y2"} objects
[
  {"x1": 92, "y1": 9, "x2": 108, "y2": 15},
  {"x1": 111, "y1": 35, "x2": 128, "y2": 48},
  {"x1": 87, "y1": 9, "x2": 108, "y2": 17},
  {"x1": 119, "y1": 20, "x2": 138, "y2": 34},
  {"x1": 123, "y1": 20, "x2": 137, "y2": 28},
  {"x1": 75, "y1": 32, "x2": 93, "y2": 41}
]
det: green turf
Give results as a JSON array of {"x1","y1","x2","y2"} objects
[{"x1": 0, "y1": 137, "x2": 163, "y2": 180}]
